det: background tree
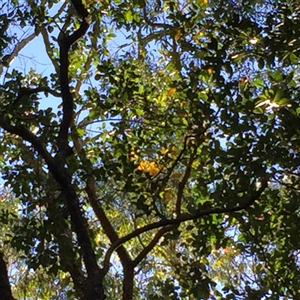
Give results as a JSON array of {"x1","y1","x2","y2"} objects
[{"x1": 1, "y1": 0, "x2": 300, "y2": 299}]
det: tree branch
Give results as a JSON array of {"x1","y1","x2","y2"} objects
[
  {"x1": 72, "y1": 130, "x2": 132, "y2": 267},
  {"x1": 0, "y1": 116, "x2": 103, "y2": 299},
  {"x1": 40, "y1": 26, "x2": 60, "y2": 72},
  {"x1": 74, "y1": 20, "x2": 100, "y2": 95},
  {"x1": 1, "y1": 1, "x2": 68, "y2": 75},
  {"x1": 1, "y1": 1, "x2": 104, "y2": 298},
  {"x1": 0, "y1": 32, "x2": 37, "y2": 75},
  {"x1": 57, "y1": 0, "x2": 91, "y2": 157},
  {"x1": 103, "y1": 178, "x2": 268, "y2": 274},
  {"x1": 175, "y1": 149, "x2": 196, "y2": 216},
  {"x1": 0, "y1": 117, "x2": 53, "y2": 165},
  {"x1": 143, "y1": 6, "x2": 172, "y2": 29},
  {"x1": 12, "y1": 86, "x2": 61, "y2": 106},
  {"x1": 55, "y1": 207, "x2": 86, "y2": 299},
  {"x1": 39, "y1": 1, "x2": 68, "y2": 73},
  {"x1": 85, "y1": 177, "x2": 132, "y2": 265},
  {"x1": 132, "y1": 225, "x2": 176, "y2": 267},
  {"x1": 71, "y1": 0, "x2": 90, "y2": 19}
]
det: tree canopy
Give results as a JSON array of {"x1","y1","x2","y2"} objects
[{"x1": 1, "y1": 0, "x2": 300, "y2": 299}]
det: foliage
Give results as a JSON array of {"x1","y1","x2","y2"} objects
[{"x1": 0, "y1": 0, "x2": 300, "y2": 299}]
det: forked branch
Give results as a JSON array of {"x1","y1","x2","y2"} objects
[{"x1": 103, "y1": 178, "x2": 268, "y2": 274}]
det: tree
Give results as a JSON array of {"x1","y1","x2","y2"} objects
[{"x1": 1, "y1": 0, "x2": 300, "y2": 299}]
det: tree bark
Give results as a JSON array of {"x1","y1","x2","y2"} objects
[
  {"x1": 122, "y1": 265, "x2": 134, "y2": 300},
  {"x1": 0, "y1": 251, "x2": 15, "y2": 300}
]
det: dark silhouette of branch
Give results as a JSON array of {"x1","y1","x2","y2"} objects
[
  {"x1": 0, "y1": 119, "x2": 103, "y2": 288},
  {"x1": 0, "y1": 252, "x2": 15, "y2": 300},
  {"x1": 85, "y1": 176, "x2": 132, "y2": 265},
  {"x1": 12, "y1": 86, "x2": 61, "y2": 106},
  {"x1": 40, "y1": 26, "x2": 60, "y2": 72},
  {"x1": 0, "y1": 32, "x2": 37, "y2": 75},
  {"x1": 0, "y1": 117, "x2": 53, "y2": 165},
  {"x1": 103, "y1": 178, "x2": 268, "y2": 274},
  {"x1": 47, "y1": 166, "x2": 104, "y2": 299},
  {"x1": 57, "y1": 0, "x2": 91, "y2": 157},
  {"x1": 152, "y1": 134, "x2": 191, "y2": 209},
  {"x1": 0, "y1": 26, "x2": 104, "y2": 299},
  {"x1": 1, "y1": 1, "x2": 68, "y2": 75},
  {"x1": 55, "y1": 205, "x2": 87, "y2": 299},
  {"x1": 132, "y1": 225, "x2": 177, "y2": 267},
  {"x1": 72, "y1": 130, "x2": 132, "y2": 266},
  {"x1": 175, "y1": 149, "x2": 196, "y2": 216},
  {"x1": 71, "y1": 0, "x2": 89, "y2": 19},
  {"x1": 37, "y1": 1, "x2": 68, "y2": 72},
  {"x1": 74, "y1": 20, "x2": 100, "y2": 95},
  {"x1": 143, "y1": 6, "x2": 172, "y2": 29}
]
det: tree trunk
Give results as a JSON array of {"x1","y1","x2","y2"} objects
[
  {"x1": 85, "y1": 273, "x2": 106, "y2": 300},
  {"x1": 122, "y1": 266, "x2": 134, "y2": 300},
  {"x1": 0, "y1": 251, "x2": 15, "y2": 300}
]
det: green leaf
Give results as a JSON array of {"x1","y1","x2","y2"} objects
[
  {"x1": 125, "y1": 10, "x2": 133, "y2": 22},
  {"x1": 289, "y1": 52, "x2": 298, "y2": 63},
  {"x1": 253, "y1": 78, "x2": 264, "y2": 88}
]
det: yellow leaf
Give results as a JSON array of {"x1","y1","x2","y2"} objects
[
  {"x1": 157, "y1": 70, "x2": 165, "y2": 77},
  {"x1": 129, "y1": 150, "x2": 138, "y2": 161},
  {"x1": 167, "y1": 87, "x2": 177, "y2": 96},
  {"x1": 137, "y1": 161, "x2": 147, "y2": 171},
  {"x1": 171, "y1": 172, "x2": 182, "y2": 179},
  {"x1": 178, "y1": 108, "x2": 186, "y2": 118},
  {"x1": 171, "y1": 146, "x2": 177, "y2": 154},
  {"x1": 174, "y1": 29, "x2": 181, "y2": 41},
  {"x1": 94, "y1": 233, "x2": 102, "y2": 245},
  {"x1": 137, "y1": 160, "x2": 160, "y2": 176},
  {"x1": 207, "y1": 67, "x2": 213, "y2": 75},
  {"x1": 163, "y1": 190, "x2": 173, "y2": 202},
  {"x1": 161, "y1": 147, "x2": 169, "y2": 155},
  {"x1": 156, "y1": 90, "x2": 167, "y2": 107},
  {"x1": 148, "y1": 162, "x2": 160, "y2": 176},
  {"x1": 180, "y1": 101, "x2": 186, "y2": 108}
]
